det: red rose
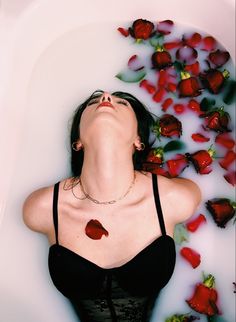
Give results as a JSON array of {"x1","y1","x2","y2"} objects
[
  {"x1": 186, "y1": 274, "x2": 220, "y2": 316},
  {"x1": 200, "y1": 108, "x2": 231, "y2": 133},
  {"x1": 200, "y1": 69, "x2": 225, "y2": 94},
  {"x1": 185, "y1": 149, "x2": 214, "y2": 174},
  {"x1": 159, "y1": 114, "x2": 182, "y2": 138},
  {"x1": 178, "y1": 77, "x2": 201, "y2": 97},
  {"x1": 129, "y1": 19, "x2": 154, "y2": 40},
  {"x1": 152, "y1": 50, "x2": 173, "y2": 70},
  {"x1": 206, "y1": 198, "x2": 235, "y2": 228},
  {"x1": 180, "y1": 247, "x2": 201, "y2": 268},
  {"x1": 208, "y1": 49, "x2": 230, "y2": 67}
]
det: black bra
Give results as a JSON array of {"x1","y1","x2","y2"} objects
[{"x1": 48, "y1": 173, "x2": 176, "y2": 322}]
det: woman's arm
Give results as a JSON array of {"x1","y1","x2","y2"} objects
[{"x1": 23, "y1": 186, "x2": 53, "y2": 234}]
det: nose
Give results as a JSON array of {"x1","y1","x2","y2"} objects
[{"x1": 100, "y1": 92, "x2": 112, "y2": 103}]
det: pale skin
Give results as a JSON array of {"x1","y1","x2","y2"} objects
[{"x1": 23, "y1": 92, "x2": 202, "y2": 269}]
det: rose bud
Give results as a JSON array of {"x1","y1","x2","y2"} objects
[
  {"x1": 200, "y1": 107, "x2": 231, "y2": 133},
  {"x1": 185, "y1": 147, "x2": 215, "y2": 174},
  {"x1": 208, "y1": 49, "x2": 230, "y2": 67},
  {"x1": 178, "y1": 71, "x2": 201, "y2": 97},
  {"x1": 129, "y1": 19, "x2": 154, "y2": 41},
  {"x1": 200, "y1": 69, "x2": 226, "y2": 94},
  {"x1": 219, "y1": 150, "x2": 236, "y2": 170},
  {"x1": 145, "y1": 147, "x2": 164, "y2": 164},
  {"x1": 186, "y1": 274, "x2": 220, "y2": 316},
  {"x1": 180, "y1": 247, "x2": 201, "y2": 268},
  {"x1": 152, "y1": 49, "x2": 173, "y2": 70},
  {"x1": 186, "y1": 214, "x2": 207, "y2": 232},
  {"x1": 206, "y1": 198, "x2": 236, "y2": 228},
  {"x1": 158, "y1": 114, "x2": 182, "y2": 138}
]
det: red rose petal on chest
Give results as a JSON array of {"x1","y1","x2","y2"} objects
[{"x1": 85, "y1": 219, "x2": 109, "y2": 240}]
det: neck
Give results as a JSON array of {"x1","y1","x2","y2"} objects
[{"x1": 79, "y1": 143, "x2": 136, "y2": 204}]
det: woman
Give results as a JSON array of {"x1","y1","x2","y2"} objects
[{"x1": 23, "y1": 90, "x2": 202, "y2": 322}]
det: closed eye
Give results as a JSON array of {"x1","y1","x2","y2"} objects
[
  {"x1": 116, "y1": 100, "x2": 129, "y2": 106},
  {"x1": 87, "y1": 99, "x2": 99, "y2": 106}
]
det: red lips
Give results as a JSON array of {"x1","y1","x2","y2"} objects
[{"x1": 97, "y1": 102, "x2": 114, "y2": 109}]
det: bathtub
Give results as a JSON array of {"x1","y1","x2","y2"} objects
[{"x1": 0, "y1": 0, "x2": 235, "y2": 321}]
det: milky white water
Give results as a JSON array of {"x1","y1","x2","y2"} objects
[{"x1": 0, "y1": 19, "x2": 235, "y2": 322}]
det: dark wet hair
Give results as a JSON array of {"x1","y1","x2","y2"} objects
[{"x1": 70, "y1": 90, "x2": 156, "y2": 177}]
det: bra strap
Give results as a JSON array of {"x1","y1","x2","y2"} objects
[
  {"x1": 152, "y1": 173, "x2": 166, "y2": 236},
  {"x1": 52, "y1": 182, "x2": 60, "y2": 245}
]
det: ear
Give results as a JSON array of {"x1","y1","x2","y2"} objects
[{"x1": 133, "y1": 136, "x2": 142, "y2": 150}]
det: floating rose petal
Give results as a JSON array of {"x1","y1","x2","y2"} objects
[
  {"x1": 164, "y1": 39, "x2": 182, "y2": 50},
  {"x1": 183, "y1": 32, "x2": 202, "y2": 47},
  {"x1": 184, "y1": 61, "x2": 200, "y2": 76},
  {"x1": 128, "y1": 54, "x2": 144, "y2": 71},
  {"x1": 208, "y1": 49, "x2": 230, "y2": 67},
  {"x1": 224, "y1": 171, "x2": 236, "y2": 186},
  {"x1": 191, "y1": 133, "x2": 210, "y2": 142},
  {"x1": 158, "y1": 69, "x2": 168, "y2": 86},
  {"x1": 166, "y1": 154, "x2": 189, "y2": 177},
  {"x1": 117, "y1": 27, "x2": 129, "y2": 37},
  {"x1": 180, "y1": 247, "x2": 201, "y2": 268},
  {"x1": 167, "y1": 83, "x2": 177, "y2": 92},
  {"x1": 153, "y1": 87, "x2": 166, "y2": 102},
  {"x1": 219, "y1": 150, "x2": 236, "y2": 170},
  {"x1": 215, "y1": 133, "x2": 235, "y2": 149},
  {"x1": 176, "y1": 45, "x2": 198, "y2": 63},
  {"x1": 157, "y1": 20, "x2": 174, "y2": 35},
  {"x1": 201, "y1": 36, "x2": 217, "y2": 51},
  {"x1": 161, "y1": 97, "x2": 173, "y2": 111},
  {"x1": 173, "y1": 103, "x2": 185, "y2": 114},
  {"x1": 139, "y1": 79, "x2": 156, "y2": 94},
  {"x1": 187, "y1": 99, "x2": 202, "y2": 114},
  {"x1": 186, "y1": 214, "x2": 207, "y2": 232}
]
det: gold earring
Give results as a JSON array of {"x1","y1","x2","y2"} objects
[
  {"x1": 136, "y1": 142, "x2": 145, "y2": 151},
  {"x1": 72, "y1": 142, "x2": 81, "y2": 151}
]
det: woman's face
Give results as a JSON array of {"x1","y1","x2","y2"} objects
[{"x1": 79, "y1": 92, "x2": 140, "y2": 147}]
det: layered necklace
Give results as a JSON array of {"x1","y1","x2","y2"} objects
[
  {"x1": 69, "y1": 171, "x2": 137, "y2": 240},
  {"x1": 72, "y1": 170, "x2": 136, "y2": 205}
]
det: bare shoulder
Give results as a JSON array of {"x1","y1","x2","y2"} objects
[
  {"x1": 166, "y1": 176, "x2": 202, "y2": 223},
  {"x1": 23, "y1": 184, "x2": 55, "y2": 234},
  {"x1": 141, "y1": 171, "x2": 202, "y2": 224}
]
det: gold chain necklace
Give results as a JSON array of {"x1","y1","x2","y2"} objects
[{"x1": 72, "y1": 171, "x2": 136, "y2": 205}]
